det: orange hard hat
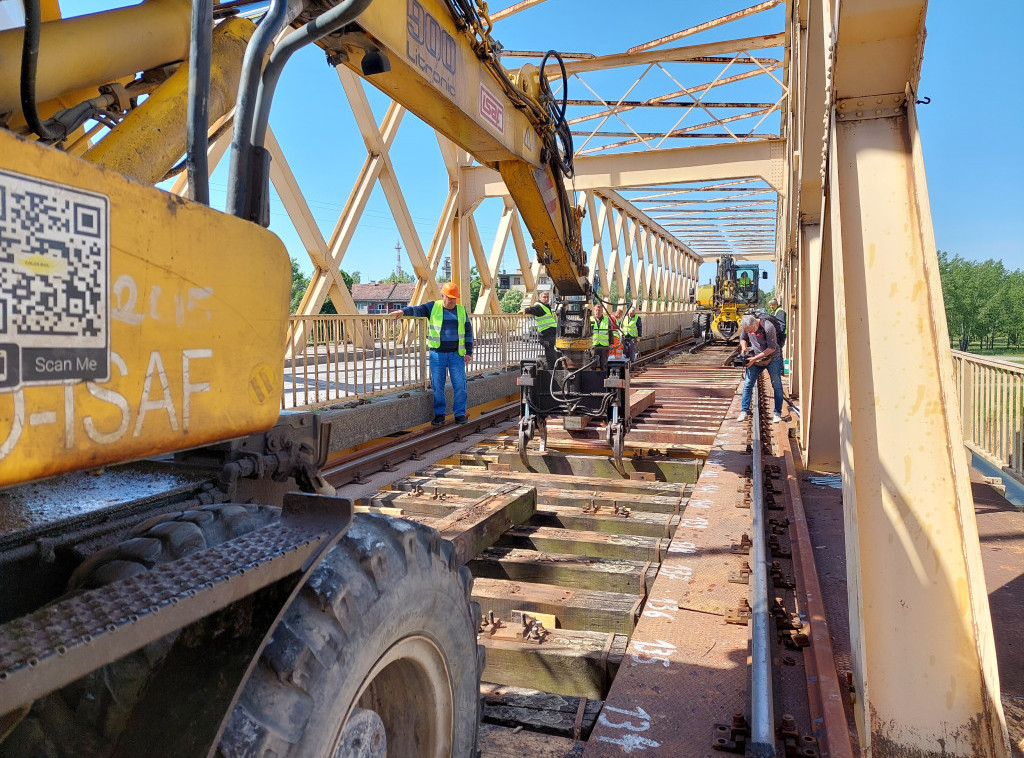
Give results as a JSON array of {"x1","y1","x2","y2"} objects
[{"x1": 441, "y1": 282, "x2": 460, "y2": 298}]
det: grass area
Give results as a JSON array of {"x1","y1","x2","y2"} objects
[{"x1": 951, "y1": 343, "x2": 1024, "y2": 360}]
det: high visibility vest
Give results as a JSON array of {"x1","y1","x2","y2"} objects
[
  {"x1": 774, "y1": 308, "x2": 787, "y2": 334},
  {"x1": 591, "y1": 315, "x2": 611, "y2": 347},
  {"x1": 624, "y1": 316, "x2": 638, "y2": 337},
  {"x1": 428, "y1": 301, "x2": 467, "y2": 355},
  {"x1": 534, "y1": 303, "x2": 557, "y2": 332}
]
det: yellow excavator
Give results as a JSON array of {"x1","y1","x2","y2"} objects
[
  {"x1": 0, "y1": 1, "x2": 598, "y2": 755},
  {"x1": 692, "y1": 253, "x2": 767, "y2": 342}
]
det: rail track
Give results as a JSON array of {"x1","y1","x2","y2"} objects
[
  {"x1": 322, "y1": 339, "x2": 833, "y2": 757},
  {"x1": 0, "y1": 337, "x2": 840, "y2": 757}
]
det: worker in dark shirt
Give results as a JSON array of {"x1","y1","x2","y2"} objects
[
  {"x1": 523, "y1": 290, "x2": 559, "y2": 368},
  {"x1": 391, "y1": 282, "x2": 474, "y2": 425},
  {"x1": 737, "y1": 313, "x2": 783, "y2": 424}
]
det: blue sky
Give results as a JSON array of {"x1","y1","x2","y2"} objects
[
  {"x1": 916, "y1": 0, "x2": 1023, "y2": 268},
  {"x1": 55, "y1": 1, "x2": 1024, "y2": 286}
]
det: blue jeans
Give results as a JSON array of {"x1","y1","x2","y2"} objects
[
  {"x1": 429, "y1": 350, "x2": 467, "y2": 417},
  {"x1": 741, "y1": 354, "x2": 784, "y2": 414}
]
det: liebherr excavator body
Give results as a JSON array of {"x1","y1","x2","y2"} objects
[
  {"x1": 693, "y1": 253, "x2": 767, "y2": 343},
  {"x1": 0, "y1": 1, "x2": 625, "y2": 755}
]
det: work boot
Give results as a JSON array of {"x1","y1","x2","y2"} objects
[
  {"x1": 455, "y1": 415, "x2": 468, "y2": 424},
  {"x1": 737, "y1": 411, "x2": 748, "y2": 422},
  {"x1": 431, "y1": 415, "x2": 445, "y2": 426}
]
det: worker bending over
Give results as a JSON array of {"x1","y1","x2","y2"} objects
[
  {"x1": 737, "y1": 313, "x2": 784, "y2": 423},
  {"x1": 391, "y1": 282, "x2": 473, "y2": 425}
]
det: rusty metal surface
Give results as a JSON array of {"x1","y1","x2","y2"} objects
[
  {"x1": 673, "y1": 432, "x2": 752, "y2": 616},
  {"x1": 776, "y1": 424, "x2": 856, "y2": 758},
  {"x1": 585, "y1": 386, "x2": 759, "y2": 757},
  {"x1": 0, "y1": 461, "x2": 214, "y2": 543}
]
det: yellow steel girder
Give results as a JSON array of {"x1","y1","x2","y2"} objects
[{"x1": 0, "y1": 131, "x2": 290, "y2": 487}]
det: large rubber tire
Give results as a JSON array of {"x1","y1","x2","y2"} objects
[
  {"x1": 218, "y1": 513, "x2": 483, "y2": 758},
  {"x1": 0, "y1": 504, "x2": 279, "y2": 758}
]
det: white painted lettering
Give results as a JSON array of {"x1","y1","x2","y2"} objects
[
  {"x1": 659, "y1": 565, "x2": 694, "y2": 582},
  {"x1": 643, "y1": 599, "x2": 678, "y2": 620},
  {"x1": 632, "y1": 638, "x2": 676, "y2": 667},
  {"x1": 63, "y1": 385, "x2": 74, "y2": 449},
  {"x1": 599, "y1": 705, "x2": 652, "y2": 731},
  {"x1": 29, "y1": 411, "x2": 56, "y2": 426},
  {"x1": 668, "y1": 540, "x2": 697, "y2": 554},
  {"x1": 187, "y1": 287, "x2": 213, "y2": 317},
  {"x1": 112, "y1": 274, "x2": 144, "y2": 325},
  {"x1": 133, "y1": 351, "x2": 178, "y2": 437},
  {"x1": 182, "y1": 349, "x2": 212, "y2": 433},
  {"x1": 149, "y1": 284, "x2": 162, "y2": 320},
  {"x1": 84, "y1": 353, "x2": 131, "y2": 445},
  {"x1": 595, "y1": 734, "x2": 660, "y2": 753},
  {"x1": 0, "y1": 390, "x2": 25, "y2": 460}
]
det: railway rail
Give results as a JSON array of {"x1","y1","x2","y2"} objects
[
  {"x1": 323, "y1": 339, "x2": 835, "y2": 757},
  {"x1": 0, "y1": 336, "x2": 843, "y2": 757}
]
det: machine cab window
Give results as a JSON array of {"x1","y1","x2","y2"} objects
[{"x1": 735, "y1": 265, "x2": 759, "y2": 304}]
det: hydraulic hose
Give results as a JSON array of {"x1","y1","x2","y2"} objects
[
  {"x1": 186, "y1": 0, "x2": 213, "y2": 204},
  {"x1": 250, "y1": 0, "x2": 375, "y2": 147},
  {"x1": 226, "y1": 0, "x2": 299, "y2": 218},
  {"x1": 19, "y1": 0, "x2": 65, "y2": 142}
]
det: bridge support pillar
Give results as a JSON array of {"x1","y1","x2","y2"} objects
[{"x1": 827, "y1": 103, "x2": 1009, "y2": 756}]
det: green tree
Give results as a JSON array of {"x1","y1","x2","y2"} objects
[
  {"x1": 382, "y1": 270, "x2": 415, "y2": 284},
  {"x1": 939, "y1": 253, "x2": 1006, "y2": 351},
  {"x1": 319, "y1": 269, "x2": 362, "y2": 314},
  {"x1": 469, "y1": 267, "x2": 482, "y2": 311},
  {"x1": 290, "y1": 257, "x2": 310, "y2": 313},
  {"x1": 500, "y1": 288, "x2": 524, "y2": 313}
]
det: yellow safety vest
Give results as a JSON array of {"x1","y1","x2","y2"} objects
[
  {"x1": 427, "y1": 301, "x2": 467, "y2": 355},
  {"x1": 591, "y1": 315, "x2": 611, "y2": 347},
  {"x1": 534, "y1": 303, "x2": 557, "y2": 332},
  {"x1": 624, "y1": 316, "x2": 638, "y2": 337}
]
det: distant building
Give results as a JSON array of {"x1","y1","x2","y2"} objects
[
  {"x1": 497, "y1": 269, "x2": 553, "y2": 295},
  {"x1": 351, "y1": 282, "x2": 415, "y2": 314}
]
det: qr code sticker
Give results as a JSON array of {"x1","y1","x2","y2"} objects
[{"x1": 0, "y1": 170, "x2": 108, "y2": 348}]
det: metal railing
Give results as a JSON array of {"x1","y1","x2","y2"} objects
[
  {"x1": 283, "y1": 311, "x2": 694, "y2": 410},
  {"x1": 951, "y1": 350, "x2": 1024, "y2": 479}
]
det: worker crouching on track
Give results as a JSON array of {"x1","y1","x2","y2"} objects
[
  {"x1": 591, "y1": 302, "x2": 612, "y2": 370},
  {"x1": 391, "y1": 282, "x2": 473, "y2": 425},
  {"x1": 737, "y1": 313, "x2": 783, "y2": 423},
  {"x1": 524, "y1": 290, "x2": 559, "y2": 368},
  {"x1": 622, "y1": 305, "x2": 642, "y2": 362}
]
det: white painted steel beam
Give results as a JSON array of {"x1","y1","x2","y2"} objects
[
  {"x1": 820, "y1": 7, "x2": 1009, "y2": 747},
  {"x1": 463, "y1": 139, "x2": 785, "y2": 201}
]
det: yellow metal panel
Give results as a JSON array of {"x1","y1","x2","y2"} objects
[
  {"x1": 0, "y1": 0, "x2": 191, "y2": 114},
  {"x1": 0, "y1": 131, "x2": 290, "y2": 487},
  {"x1": 83, "y1": 17, "x2": 255, "y2": 183},
  {"x1": 350, "y1": 0, "x2": 543, "y2": 166}
]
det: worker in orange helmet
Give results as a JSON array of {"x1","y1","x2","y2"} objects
[{"x1": 391, "y1": 282, "x2": 473, "y2": 425}]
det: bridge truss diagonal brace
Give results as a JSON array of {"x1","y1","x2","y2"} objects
[{"x1": 826, "y1": 107, "x2": 1010, "y2": 756}]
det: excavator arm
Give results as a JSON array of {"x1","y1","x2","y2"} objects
[{"x1": 312, "y1": 0, "x2": 590, "y2": 296}]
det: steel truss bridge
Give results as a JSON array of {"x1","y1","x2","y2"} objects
[
  {"x1": 6, "y1": 0, "x2": 1011, "y2": 755},
  {"x1": 266, "y1": 2, "x2": 1007, "y2": 753}
]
